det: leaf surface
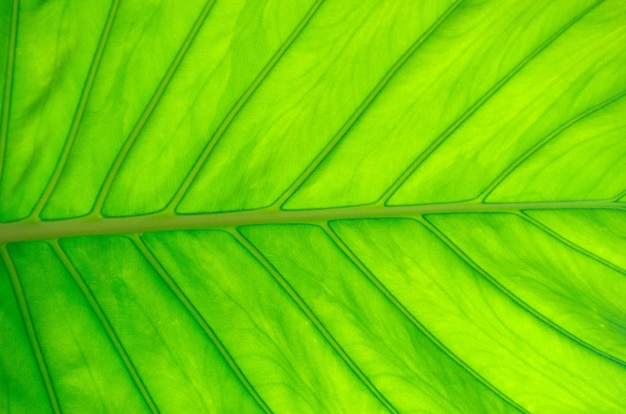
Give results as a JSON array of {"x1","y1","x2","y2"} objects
[{"x1": 0, "y1": 0, "x2": 625, "y2": 412}]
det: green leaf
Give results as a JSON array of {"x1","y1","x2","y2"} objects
[{"x1": 1, "y1": 0, "x2": 625, "y2": 412}]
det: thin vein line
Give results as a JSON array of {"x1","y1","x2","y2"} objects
[
  {"x1": 50, "y1": 240, "x2": 160, "y2": 413},
  {"x1": 379, "y1": 0, "x2": 604, "y2": 205},
  {"x1": 613, "y1": 189, "x2": 626, "y2": 202},
  {"x1": 0, "y1": 0, "x2": 18, "y2": 179},
  {"x1": 1, "y1": 200, "x2": 623, "y2": 243},
  {"x1": 518, "y1": 211, "x2": 625, "y2": 275},
  {"x1": 130, "y1": 235, "x2": 273, "y2": 414},
  {"x1": 166, "y1": 0, "x2": 326, "y2": 213},
  {"x1": 232, "y1": 229, "x2": 398, "y2": 414},
  {"x1": 90, "y1": 0, "x2": 219, "y2": 216},
  {"x1": 0, "y1": 245, "x2": 61, "y2": 414},
  {"x1": 322, "y1": 223, "x2": 528, "y2": 413},
  {"x1": 29, "y1": 0, "x2": 121, "y2": 219},
  {"x1": 419, "y1": 216, "x2": 626, "y2": 367},
  {"x1": 273, "y1": 0, "x2": 465, "y2": 208},
  {"x1": 479, "y1": 89, "x2": 626, "y2": 201}
]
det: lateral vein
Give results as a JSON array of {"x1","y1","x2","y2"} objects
[
  {"x1": 0, "y1": 0, "x2": 19, "y2": 179},
  {"x1": 91, "y1": 0, "x2": 218, "y2": 215},
  {"x1": 0, "y1": 245, "x2": 61, "y2": 414},
  {"x1": 50, "y1": 240, "x2": 160, "y2": 413},
  {"x1": 379, "y1": 0, "x2": 604, "y2": 204},
  {"x1": 131, "y1": 235, "x2": 273, "y2": 414},
  {"x1": 479, "y1": 89, "x2": 626, "y2": 201},
  {"x1": 518, "y1": 211, "x2": 626, "y2": 275},
  {"x1": 420, "y1": 216, "x2": 626, "y2": 367},
  {"x1": 232, "y1": 229, "x2": 398, "y2": 414},
  {"x1": 273, "y1": 0, "x2": 465, "y2": 208},
  {"x1": 30, "y1": 0, "x2": 121, "y2": 218},
  {"x1": 166, "y1": 0, "x2": 326, "y2": 213},
  {"x1": 322, "y1": 223, "x2": 528, "y2": 414}
]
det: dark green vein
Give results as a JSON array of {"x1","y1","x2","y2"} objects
[
  {"x1": 232, "y1": 229, "x2": 398, "y2": 414},
  {"x1": 379, "y1": 0, "x2": 604, "y2": 204},
  {"x1": 0, "y1": 0, "x2": 18, "y2": 179},
  {"x1": 50, "y1": 240, "x2": 159, "y2": 413},
  {"x1": 130, "y1": 235, "x2": 273, "y2": 414},
  {"x1": 273, "y1": 0, "x2": 465, "y2": 208},
  {"x1": 0, "y1": 245, "x2": 61, "y2": 414},
  {"x1": 167, "y1": 0, "x2": 325, "y2": 213},
  {"x1": 614, "y1": 189, "x2": 626, "y2": 202},
  {"x1": 299, "y1": 227, "x2": 463, "y2": 410},
  {"x1": 479, "y1": 89, "x2": 626, "y2": 201},
  {"x1": 419, "y1": 215, "x2": 626, "y2": 367},
  {"x1": 322, "y1": 223, "x2": 528, "y2": 414},
  {"x1": 90, "y1": 0, "x2": 219, "y2": 216},
  {"x1": 518, "y1": 211, "x2": 626, "y2": 275},
  {"x1": 30, "y1": 0, "x2": 121, "y2": 219}
]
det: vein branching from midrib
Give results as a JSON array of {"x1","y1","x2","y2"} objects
[
  {"x1": 165, "y1": 0, "x2": 326, "y2": 213},
  {"x1": 377, "y1": 0, "x2": 603, "y2": 205},
  {"x1": 271, "y1": 0, "x2": 464, "y2": 208},
  {"x1": 233, "y1": 229, "x2": 399, "y2": 414},
  {"x1": 131, "y1": 235, "x2": 273, "y2": 414},
  {"x1": 0, "y1": 245, "x2": 62, "y2": 414},
  {"x1": 519, "y1": 212, "x2": 626, "y2": 275},
  {"x1": 0, "y1": 0, "x2": 19, "y2": 180},
  {"x1": 321, "y1": 223, "x2": 528, "y2": 414},
  {"x1": 420, "y1": 216, "x2": 626, "y2": 367},
  {"x1": 89, "y1": 0, "x2": 218, "y2": 216},
  {"x1": 0, "y1": 199, "x2": 622, "y2": 244},
  {"x1": 478, "y1": 88, "x2": 626, "y2": 202},
  {"x1": 50, "y1": 240, "x2": 160, "y2": 414},
  {"x1": 29, "y1": 0, "x2": 121, "y2": 218}
]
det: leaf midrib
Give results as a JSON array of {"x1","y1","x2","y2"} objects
[{"x1": 0, "y1": 199, "x2": 622, "y2": 243}]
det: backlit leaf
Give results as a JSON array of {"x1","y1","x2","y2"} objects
[{"x1": 1, "y1": 0, "x2": 625, "y2": 412}]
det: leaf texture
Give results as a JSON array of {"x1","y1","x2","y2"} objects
[{"x1": 0, "y1": 0, "x2": 625, "y2": 413}]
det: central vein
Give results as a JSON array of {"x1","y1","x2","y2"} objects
[{"x1": 0, "y1": 200, "x2": 622, "y2": 243}]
